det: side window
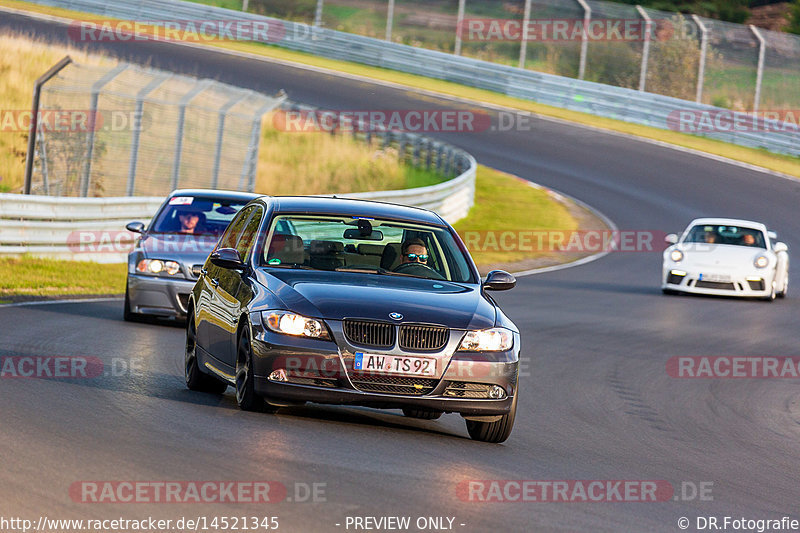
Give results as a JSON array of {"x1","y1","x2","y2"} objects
[
  {"x1": 235, "y1": 206, "x2": 264, "y2": 261},
  {"x1": 217, "y1": 206, "x2": 253, "y2": 251}
]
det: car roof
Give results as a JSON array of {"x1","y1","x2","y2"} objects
[
  {"x1": 257, "y1": 196, "x2": 447, "y2": 226},
  {"x1": 687, "y1": 218, "x2": 769, "y2": 232},
  {"x1": 168, "y1": 189, "x2": 260, "y2": 202}
]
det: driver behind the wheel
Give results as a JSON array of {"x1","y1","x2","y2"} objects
[{"x1": 400, "y1": 238, "x2": 428, "y2": 265}]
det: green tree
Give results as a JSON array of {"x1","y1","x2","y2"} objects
[{"x1": 788, "y1": 0, "x2": 800, "y2": 35}]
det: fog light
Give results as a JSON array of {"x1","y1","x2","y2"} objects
[
  {"x1": 488, "y1": 385, "x2": 506, "y2": 399},
  {"x1": 269, "y1": 369, "x2": 287, "y2": 382}
]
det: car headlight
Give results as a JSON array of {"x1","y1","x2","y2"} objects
[
  {"x1": 669, "y1": 249, "x2": 684, "y2": 262},
  {"x1": 263, "y1": 311, "x2": 329, "y2": 339},
  {"x1": 136, "y1": 259, "x2": 181, "y2": 276},
  {"x1": 458, "y1": 327, "x2": 514, "y2": 352},
  {"x1": 754, "y1": 255, "x2": 769, "y2": 269}
]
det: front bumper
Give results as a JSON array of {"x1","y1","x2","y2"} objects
[
  {"x1": 662, "y1": 268, "x2": 774, "y2": 297},
  {"x1": 127, "y1": 274, "x2": 196, "y2": 318},
  {"x1": 249, "y1": 320, "x2": 520, "y2": 417}
]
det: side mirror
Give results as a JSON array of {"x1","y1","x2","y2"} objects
[
  {"x1": 774, "y1": 242, "x2": 788, "y2": 253},
  {"x1": 210, "y1": 248, "x2": 245, "y2": 270},
  {"x1": 483, "y1": 270, "x2": 516, "y2": 291},
  {"x1": 768, "y1": 231, "x2": 778, "y2": 240},
  {"x1": 665, "y1": 233, "x2": 678, "y2": 245},
  {"x1": 126, "y1": 221, "x2": 145, "y2": 233}
]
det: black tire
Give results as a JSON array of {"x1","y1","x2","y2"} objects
[
  {"x1": 465, "y1": 389, "x2": 517, "y2": 444},
  {"x1": 778, "y1": 276, "x2": 788, "y2": 298},
  {"x1": 235, "y1": 325, "x2": 275, "y2": 412},
  {"x1": 761, "y1": 281, "x2": 777, "y2": 302},
  {"x1": 662, "y1": 288, "x2": 676, "y2": 295},
  {"x1": 123, "y1": 282, "x2": 141, "y2": 322},
  {"x1": 185, "y1": 311, "x2": 228, "y2": 394},
  {"x1": 402, "y1": 408, "x2": 442, "y2": 420}
]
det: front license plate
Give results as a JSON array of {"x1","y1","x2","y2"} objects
[
  {"x1": 700, "y1": 273, "x2": 731, "y2": 282},
  {"x1": 354, "y1": 352, "x2": 436, "y2": 377}
]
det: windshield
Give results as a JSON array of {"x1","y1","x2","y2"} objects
[
  {"x1": 260, "y1": 215, "x2": 476, "y2": 283},
  {"x1": 683, "y1": 224, "x2": 766, "y2": 248},
  {"x1": 150, "y1": 196, "x2": 250, "y2": 236}
]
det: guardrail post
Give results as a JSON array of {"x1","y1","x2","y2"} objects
[
  {"x1": 412, "y1": 136, "x2": 420, "y2": 167},
  {"x1": 81, "y1": 63, "x2": 128, "y2": 197},
  {"x1": 750, "y1": 24, "x2": 766, "y2": 113},
  {"x1": 636, "y1": 5, "x2": 652, "y2": 92},
  {"x1": 385, "y1": 0, "x2": 395, "y2": 41},
  {"x1": 24, "y1": 55, "x2": 72, "y2": 195},
  {"x1": 518, "y1": 0, "x2": 532, "y2": 68},
  {"x1": 692, "y1": 15, "x2": 708, "y2": 104},
  {"x1": 171, "y1": 79, "x2": 213, "y2": 191},
  {"x1": 127, "y1": 74, "x2": 169, "y2": 196},
  {"x1": 425, "y1": 140, "x2": 433, "y2": 169},
  {"x1": 211, "y1": 93, "x2": 249, "y2": 189},
  {"x1": 454, "y1": 0, "x2": 466, "y2": 56},
  {"x1": 576, "y1": 0, "x2": 591, "y2": 80},
  {"x1": 242, "y1": 0, "x2": 249, "y2": 11}
]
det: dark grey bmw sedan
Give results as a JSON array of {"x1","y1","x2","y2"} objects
[{"x1": 186, "y1": 196, "x2": 521, "y2": 443}]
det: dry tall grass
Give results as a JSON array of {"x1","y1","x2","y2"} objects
[
  {"x1": 0, "y1": 33, "x2": 424, "y2": 195},
  {"x1": 0, "y1": 33, "x2": 109, "y2": 192},
  {"x1": 256, "y1": 116, "x2": 409, "y2": 195}
]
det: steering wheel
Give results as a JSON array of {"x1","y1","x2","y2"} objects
[{"x1": 392, "y1": 261, "x2": 445, "y2": 280}]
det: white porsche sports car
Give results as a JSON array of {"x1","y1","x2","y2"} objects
[{"x1": 662, "y1": 218, "x2": 789, "y2": 301}]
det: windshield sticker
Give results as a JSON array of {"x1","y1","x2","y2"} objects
[{"x1": 169, "y1": 196, "x2": 194, "y2": 206}]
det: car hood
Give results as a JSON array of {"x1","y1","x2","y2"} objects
[
  {"x1": 677, "y1": 243, "x2": 772, "y2": 269},
  {"x1": 140, "y1": 233, "x2": 219, "y2": 265},
  {"x1": 255, "y1": 269, "x2": 496, "y2": 330}
]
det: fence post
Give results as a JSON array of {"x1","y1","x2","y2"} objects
[
  {"x1": 242, "y1": 0, "x2": 248, "y2": 11},
  {"x1": 385, "y1": 0, "x2": 395, "y2": 41},
  {"x1": 314, "y1": 0, "x2": 324, "y2": 27},
  {"x1": 24, "y1": 55, "x2": 72, "y2": 195},
  {"x1": 454, "y1": 0, "x2": 466, "y2": 56},
  {"x1": 636, "y1": 5, "x2": 652, "y2": 92},
  {"x1": 242, "y1": 96, "x2": 287, "y2": 193},
  {"x1": 38, "y1": 130, "x2": 50, "y2": 195},
  {"x1": 211, "y1": 93, "x2": 249, "y2": 189},
  {"x1": 750, "y1": 24, "x2": 766, "y2": 113},
  {"x1": 81, "y1": 63, "x2": 128, "y2": 197},
  {"x1": 691, "y1": 15, "x2": 708, "y2": 104},
  {"x1": 518, "y1": 0, "x2": 532, "y2": 68},
  {"x1": 171, "y1": 79, "x2": 213, "y2": 191},
  {"x1": 576, "y1": 0, "x2": 591, "y2": 80},
  {"x1": 126, "y1": 74, "x2": 169, "y2": 196}
]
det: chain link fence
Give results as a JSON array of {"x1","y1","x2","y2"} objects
[
  {"x1": 31, "y1": 61, "x2": 285, "y2": 197},
  {"x1": 244, "y1": 0, "x2": 800, "y2": 112}
]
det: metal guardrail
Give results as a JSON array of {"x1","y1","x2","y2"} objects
[
  {"x1": 23, "y1": 0, "x2": 800, "y2": 157},
  {"x1": 0, "y1": 139, "x2": 476, "y2": 262}
]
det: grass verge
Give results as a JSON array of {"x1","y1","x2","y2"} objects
[
  {"x1": 0, "y1": 166, "x2": 582, "y2": 300},
  {"x1": 1, "y1": 0, "x2": 798, "y2": 178},
  {"x1": 0, "y1": 256, "x2": 126, "y2": 298}
]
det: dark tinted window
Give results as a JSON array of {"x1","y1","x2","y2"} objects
[
  {"x1": 235, "y1": 206, "x2": 264, "y2": 261},
  {"x1": 218, "y1": 206, "x2": 254, "y2": 251},
  {"x1": 150, "y1": 196, "x2": 249, "y2": 237}
]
